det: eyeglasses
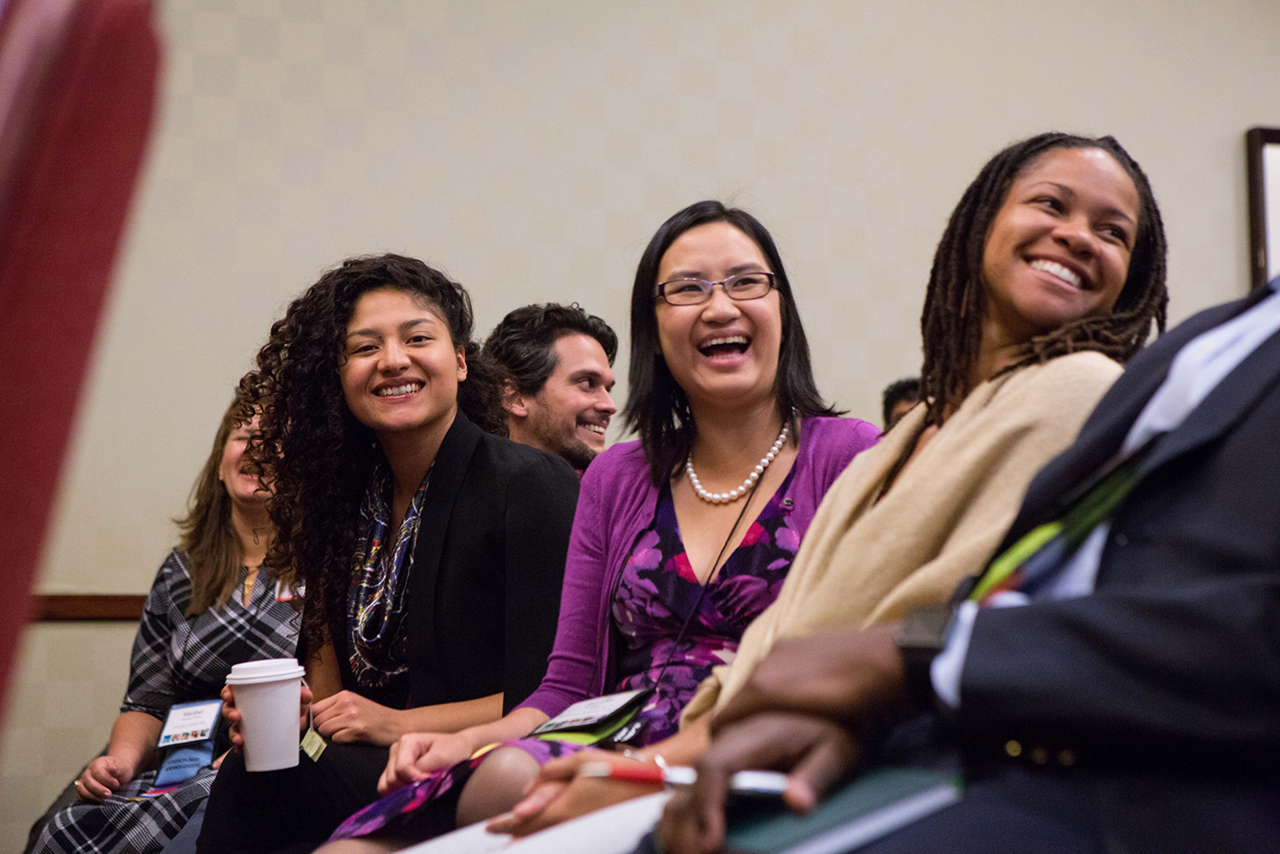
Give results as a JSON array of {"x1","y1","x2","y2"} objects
[{"x1": 654, "y1": 272, "x2": 777, "y2": 306}]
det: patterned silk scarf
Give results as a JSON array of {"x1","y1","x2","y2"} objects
[{"x1": 347, "y1": 464, "x2": 432, "y2": 689}]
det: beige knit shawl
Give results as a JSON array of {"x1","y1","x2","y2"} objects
[{"x1": 682, "y1": 351, "x2": 1123, "y2": 726}]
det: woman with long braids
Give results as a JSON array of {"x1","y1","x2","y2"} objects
[
  {"x1": 373, "y1": 131, "x2": 1169, "y2": 854},
  {"x1": 195, "y1": 254, "x2": 580, "y2": 853},
  {"x1": 315, "y1": 202, "x2": 881, "y2": 851},
  {"x1": 672, "y1": 130, "x2": 1168, "y2": 731}
]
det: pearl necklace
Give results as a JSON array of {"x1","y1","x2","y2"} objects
[{"x1": 685, "y1": 417, "x2": 791, "y2": 505}]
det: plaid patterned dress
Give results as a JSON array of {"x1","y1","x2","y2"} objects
[{"x1": 32, "y1": 550, "x2": 299, "y2": 854}]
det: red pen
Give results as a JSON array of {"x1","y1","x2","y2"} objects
[{"x1": 578, "y1": 761, "x2": 790, "y2": 795}]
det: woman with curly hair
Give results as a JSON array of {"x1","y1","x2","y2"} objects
[
  {"x1": 340, "y1": 132, "x2": 1169, "y2": 854},
  {"x1": 28, "y1": 397, "x2": 296, "y2": 854},
  {"x1": 196, "y1": 254, "x2": 580, "y2": 853},
  {"x1": 315, "y1": 201, "x2": 881, "y2": 851}
]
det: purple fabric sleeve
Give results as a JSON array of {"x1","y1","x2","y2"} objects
[{"x1": 516, "y1": 416, "x2": 880, "y2": 718}]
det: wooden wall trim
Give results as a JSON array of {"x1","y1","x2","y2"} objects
[
  {"x1": 32, "y1": 595, "x2": 146, "y2": 622},
  {"x1": 1247, "y1": 126, "x2": 1280, "y2": 290}
]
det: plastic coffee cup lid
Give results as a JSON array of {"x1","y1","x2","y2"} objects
[{"x1": 225, "y1": 658, "x2": 305, "y2": 685}]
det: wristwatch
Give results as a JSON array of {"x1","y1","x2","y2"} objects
[{"x1": 894, "y1": 605, "x2": 954, "y2": 707}]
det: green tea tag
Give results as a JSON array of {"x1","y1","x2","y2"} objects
[
  {"x1": 299, "y1": 681, "x2": 325, "y2": 762},
  {"x1": 301, "y1": 727, "x2": 326, "y2": 762}
]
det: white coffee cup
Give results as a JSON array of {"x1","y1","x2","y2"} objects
[{"x1": 225, "y1": 658, "x2": 306, "y2": 772}]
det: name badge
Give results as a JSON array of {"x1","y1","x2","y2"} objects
[
  {"x1": 157, "y1": 699, "x2": 222, "y2": 747},
  {"x1": 142, "y1": 699, "x2": 223, "y2": 793},
  {"x1": 530, "y1": 689, "x2": 650, "y2": 743},
  {"x1": 151, "y1": 742, "x2": 215, "y2": 788}
]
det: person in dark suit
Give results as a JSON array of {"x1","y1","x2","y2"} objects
[
  {"x1": 196, "y1": 255, "x2": 580, "y2": 853},
  {"x1": 656, "y1": 277, "x2": 1280, "y2": 853}
]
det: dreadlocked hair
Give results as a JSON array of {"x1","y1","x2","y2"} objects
[
  {"x1": 238, "y1": 253, "x2": 506, "y2": 661},
  {"x1": 919, "y1": 132, "x2": 1168, "y2": 427}
]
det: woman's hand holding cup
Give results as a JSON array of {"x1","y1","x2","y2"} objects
[
  {"x1": 220, "y1": 683, "x2": 242, "y2": 750},
  {"x1": 219, "y1": 681, "x2": 314, "y2": 752},
  {"x1": 221, "y1": 659, "x2": 308, "y2": 771}
]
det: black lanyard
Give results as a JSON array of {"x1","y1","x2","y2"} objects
[{"x1": 600, "y1": 475, "x2": 766, "y2": 745}]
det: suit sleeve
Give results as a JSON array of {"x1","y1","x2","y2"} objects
[
  {"x1": 957, "y1": 557, "x2": 1280, "y2": 760},
  {"x1": 500, "y1": 453, "x2": 580, "y2": 713},
  {"x1": 956, "y1": 356, "x2": 1280, "y2": 761}
]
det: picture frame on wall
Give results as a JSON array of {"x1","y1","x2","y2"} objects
[{"x1": 1246, "y1": 127, "x2": 1280, "y2": 290}]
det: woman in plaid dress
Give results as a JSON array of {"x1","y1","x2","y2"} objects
[{"x1": 28, "y1": 397, "x2": 298, "y2": 854}]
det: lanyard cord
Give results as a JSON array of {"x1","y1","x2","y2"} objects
[{"x1": 645, "y1": 473, "x2": 765, "y2": 693}]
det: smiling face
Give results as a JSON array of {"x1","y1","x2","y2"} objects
[
  {"x1": 512, "y1": 332, "x2": 617, "y2": 469},
  {"x1": 654, "y1": 221, "x2": 783, "y2": 413},
  {"x1": 218, "y1": 415, "x2": 266, "y2": 507},
  {"x1": 338, "y1": 287, "x2": 467, "y2": 442},
  {"x1": 980, "y1": 146, "x2": 1140, "y2": 345}
]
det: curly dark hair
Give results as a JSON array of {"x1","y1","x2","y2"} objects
[
  {"x1": 482, "y1": 302, "x2": 618, "y2": 396},
  {"x1": 238, "y1": 253, "x2": 505, "y2": 659},
  {"x1": 622, "y1": 201, "x2": 842, "y2": 486},
  {"x1": 920, "y1": 132, "x2": 1169, "y2": 427}
]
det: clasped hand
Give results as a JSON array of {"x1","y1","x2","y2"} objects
[
  {"x1": 659, "y1": 623, "x2": 908, "y2": 854},
  {"x1": 75, "y1": 745, "x2": 230, "y2": 803},
  {"x1": 376, "y1": 731, "x2": 475, "y2": 795},
  {"x1": 75, "y1": 754, "x2": 139, "y2": 803}
]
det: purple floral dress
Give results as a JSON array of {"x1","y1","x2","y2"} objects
[{"x1": 329, "y1": 468, "x2": 801, "y2": 842}]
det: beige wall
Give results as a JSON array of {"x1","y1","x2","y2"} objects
[
  {"x1": 5, "y1": 0, "x2": 1280, "y2": 847},
  {"x1": 32, "y1": 0, "x2": 1280, "y2": 596}
]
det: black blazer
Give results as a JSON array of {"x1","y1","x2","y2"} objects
[
  {"x1": 953, "y1": 288, "x2": 1280, "y2": 773},
  {"x1": 330, "y1": 411, "x2": 580, "y2": 715}
]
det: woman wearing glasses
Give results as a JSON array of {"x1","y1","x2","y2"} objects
[
  {"x1": 504, "y1": 132, "x2": 1170, "y2": 854},
  {"x1": 317, "y1": 201, "x2": 880, "y2": 850}
]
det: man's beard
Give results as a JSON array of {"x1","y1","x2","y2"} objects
[
  {"x1": 554, "y1": 436, "x2": 597, "y2": 471},
  {"x1": 528, "y1": 408, "x2": 599, "y2": 471}
]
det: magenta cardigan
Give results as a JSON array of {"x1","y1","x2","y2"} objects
[{"x1": 516, "y1": 416, "x2": 881, "y2": 717}]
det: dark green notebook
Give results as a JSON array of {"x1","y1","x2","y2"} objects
[{"x1": 724, "y1": 767, "x2": 961, "y2": 854}]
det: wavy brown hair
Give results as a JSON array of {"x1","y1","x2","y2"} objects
[
  {"x1": 483, "y1": 303, "x2": 618, "y2": 396},
  {"x1": 919, "y1": 132, "x2": 1168, "y2": 426},
  {"x1": 238, "y1": 254, "x2": 504, "y2": 659},
  {"x1": 176, "y1": 396, "x2": 268, "y2": 616}
]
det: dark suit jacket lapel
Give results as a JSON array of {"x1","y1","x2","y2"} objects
[
  {"x1": 1138, "y1": 321, "x2": 1280, "y2": 478},
  {"x1": 407, "y1": 410, "x2": 482, "y2": 706},
  {"x1": 997, "y1": 293, "x2": 1266, "y2": 547}
]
